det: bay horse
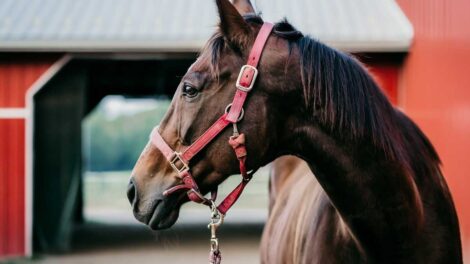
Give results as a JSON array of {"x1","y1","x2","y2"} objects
[{"x1": 128, "y1": 0, "x2": 462, "y2": 262}]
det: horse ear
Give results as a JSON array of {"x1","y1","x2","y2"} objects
[
  {"x1": 216, "y1": 0, "x2": 251, "y2": 47},
  {"x1": 231, "y1": 0, "x2": 256, "y2": 15}
]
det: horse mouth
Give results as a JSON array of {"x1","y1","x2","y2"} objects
[{"x1": 146, "y1": 194, "x2": 186, "y2": 230}]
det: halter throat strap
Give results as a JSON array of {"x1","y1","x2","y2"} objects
[{"x1": 150, "y1": 22, "x2": 274, "y2": 215}]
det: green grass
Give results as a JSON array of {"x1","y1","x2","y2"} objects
[{"x1": 84, "y1": 171, "x2": 132, "y2": 210}]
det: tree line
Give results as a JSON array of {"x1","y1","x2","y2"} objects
[{"x1": 83, "y1": 99, "x2": 170, "y2": 171}]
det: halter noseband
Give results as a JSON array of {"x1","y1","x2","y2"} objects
[{"x1": 150, "y1": 22, "x2": 274, "y2": 215}]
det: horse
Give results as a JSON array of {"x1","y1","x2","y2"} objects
[{"x1": 127, "y1": 0, "x2": 463, "y2": 262}]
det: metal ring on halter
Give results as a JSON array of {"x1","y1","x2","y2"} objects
[
  {"x1": 224, "y1": 103, "x2": 244, "y2": 122},
  {"x1": 188, "y1": 188, "x2": 208, "y2": 203}
]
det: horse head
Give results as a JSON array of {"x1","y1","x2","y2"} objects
[{"x1": 127, "y1": 0, "x2": 299, "y2": 229}]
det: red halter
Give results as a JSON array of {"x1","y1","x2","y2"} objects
[{"x1": 150, "y1": 22, "x2": 274, "y2": 216}]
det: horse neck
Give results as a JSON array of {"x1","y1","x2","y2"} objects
[{"x1": 283, "y1": 112, "x2": 424, "y2": 256}]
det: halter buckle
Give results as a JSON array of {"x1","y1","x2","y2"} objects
[
  {"x1": 169, "y1": 152, "x2": 189, "y2": 174},
  {"x1": 236, "y1": 65, "x2": 258, "y2": 92}
]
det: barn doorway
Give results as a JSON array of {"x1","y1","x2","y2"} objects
[{"x1": 31, "y1": 56, "x2": 193, "y2": 252}]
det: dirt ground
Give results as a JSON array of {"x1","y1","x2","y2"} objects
[{"x1": 13, "y1": 221, "x2": 263, "y2": 264}]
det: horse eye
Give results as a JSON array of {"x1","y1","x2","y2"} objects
[{"x1": 182, "y1": 84, "x2": 198, "y2": 98}]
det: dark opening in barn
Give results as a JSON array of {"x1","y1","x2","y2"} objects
[{"x1": 32, "y1": 56, "x2": 193, "y2": 251}]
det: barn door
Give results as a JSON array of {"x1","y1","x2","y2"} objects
[{"x1": 32, "y1": 61, "x2": 86, "y2": 252}]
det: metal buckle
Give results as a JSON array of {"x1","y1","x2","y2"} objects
[
  {"x1": 169, "y1": 152, "x2": 189, "y2": 173},
  {"x1": 236, "y1": 65, "x2": 258, "y2": 92},
  {"x1": 224, "y1": 103, "x2": 245, "y2": 122}
]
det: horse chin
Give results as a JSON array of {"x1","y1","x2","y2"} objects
[
  {"x1": 148, "y1": 204, "x2": 180, "y2": 230},
  {"x1": 147, "y1": 197, "x2": 183, "y2": 230}
]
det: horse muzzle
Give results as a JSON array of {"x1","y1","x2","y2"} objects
[{"x1": 127, "y1": 177, "x2": 184, "y2": 230}]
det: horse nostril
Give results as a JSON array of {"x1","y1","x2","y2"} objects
[{"x1": 127, "y1": 178, "x2": 137, "y2": 206}]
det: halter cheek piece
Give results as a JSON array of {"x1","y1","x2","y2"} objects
[{"x1": 150, "y1": 22, "x2": 273, "y2": 264}]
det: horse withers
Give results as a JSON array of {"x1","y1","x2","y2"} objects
[{"x1": 127, "y1": 0, "x2": 462, "y2": 262}]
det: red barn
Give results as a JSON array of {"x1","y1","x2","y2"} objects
[{"x1": 0, "y1": 0, "x2": 468, "y2": 261}]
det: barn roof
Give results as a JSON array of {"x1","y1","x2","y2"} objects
[{"x1": 0, "y1": 0, "x2": 413, "y2": 53}]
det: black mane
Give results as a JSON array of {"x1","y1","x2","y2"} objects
[{"x1": 206, "y1": 15, "x2": 440, "y2": 167}]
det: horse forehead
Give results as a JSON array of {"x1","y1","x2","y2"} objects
[{"x1": 187, "y1": 56, "x2": 210, "y2": 73}]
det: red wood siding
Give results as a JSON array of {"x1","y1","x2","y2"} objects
[
  {"x1": 397, "y1": 0, "x2": 470, "y2": 260},
  {"x1": 0, "y1": 58, "x2": 55, "y2": 258},
  {"x1": 367, "y1": 63, "x2": 399, "y2": 105},
  {"x1": 0, "y1": 119, "x2": 25, "y2": 257},
  {"x1": 0, "y1": 60, "x2": 52, "y2": 108}
]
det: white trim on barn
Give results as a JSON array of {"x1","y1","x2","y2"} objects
[
  {"x1": 0, "y1": 108, "x2": 29, "y2": 119},
  {"x1": 0, "y1": 39, "x2": 412, "y2": 53}
]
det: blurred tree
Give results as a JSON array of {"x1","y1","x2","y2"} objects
[{"x1": 83, "y1": 98, "x2": 170, "y2": 171}]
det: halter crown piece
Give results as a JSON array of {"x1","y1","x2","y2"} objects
[{"x1": 150, "y1": 22, "x2": 274, "y2": 264}]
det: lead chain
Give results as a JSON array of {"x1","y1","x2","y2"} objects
[{"x1": 208, "y1": 202, "x2": 224, "y2": 264}]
